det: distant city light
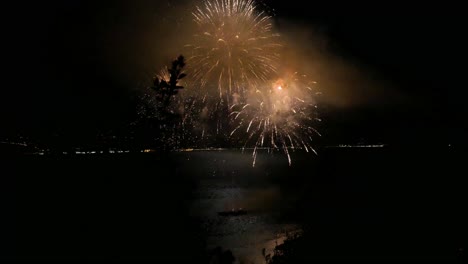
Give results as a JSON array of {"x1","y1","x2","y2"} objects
[{"x1": 327, "y1": 144, "x2": 386, "y2": 148}]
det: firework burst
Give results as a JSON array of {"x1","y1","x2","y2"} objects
[
  {"x1": 185, "y1": 0, "x2": 282, "y2": 106},
  {"x1": 229, "y1": 71, "x2": 322, "y2": 166}
]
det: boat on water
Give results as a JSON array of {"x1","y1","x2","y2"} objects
[{"x1": 217, "y1": 208, "x2": 247, "y2": 217}]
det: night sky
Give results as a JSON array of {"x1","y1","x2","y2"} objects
[{"x1": 3, "y1": 0, "x2": 465, "y2": 146}]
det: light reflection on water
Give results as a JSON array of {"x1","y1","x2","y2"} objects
[{"x1": 181, "y1": 150, "x2": 303, "y2": 264}]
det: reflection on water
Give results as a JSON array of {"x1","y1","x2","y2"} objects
[{"x1": 180, "y1": 150, "x2": 302, "y2": 263}]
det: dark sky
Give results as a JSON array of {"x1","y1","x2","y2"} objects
[{"x1": 2, "y1": 0, "x2": 465, "y2": 145}]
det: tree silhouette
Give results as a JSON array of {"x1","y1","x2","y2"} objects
[
  {"x1": 148, "y1": 55, "x2": 187, "y2": 150},
  {"x1": 152, "y1": 55, "x2": 186, "y2": 109}
]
